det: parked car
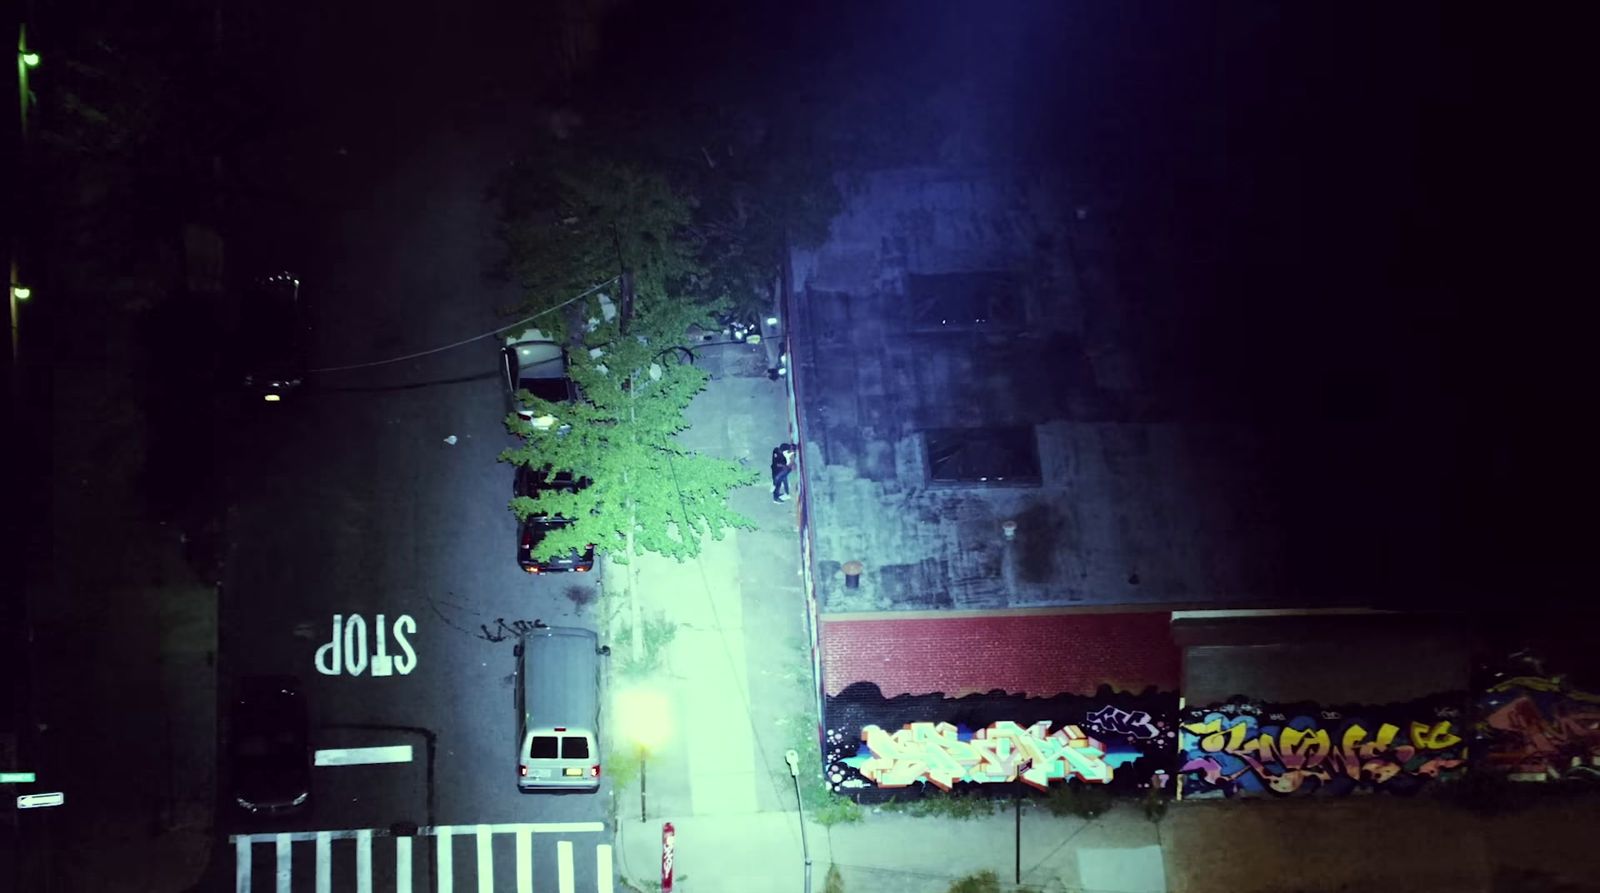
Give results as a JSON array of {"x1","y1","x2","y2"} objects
[
  {"x1": 502, "y1": 336, "x2": 576, "y2": 431},
  {"x1": 240, "y1": 271, "x2": 309, "y2": 403},
  {"x1": 515, "y1": 464, "x2": 595, "y2": 574},
  {"x1": 229, "y1": 675, "x2": 311, "y2": 815}
]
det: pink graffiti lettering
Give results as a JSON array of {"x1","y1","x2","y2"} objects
[{"x1": 856, "y1": 721, "x2": 1113, "y2": 791}]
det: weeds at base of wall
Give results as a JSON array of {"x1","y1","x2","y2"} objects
[
  {"x1": 875, "y1": 791, "x2": 1000, "y2": 819},
  {"x1": 1042, "y1": 783, "x2": 1115, "y2": 819},
  {"x1": 776, "y1": 710, "x2": 864, "y2": 826},
  {"x1": 943, "y1": 870, "x2": 1056, "y2": 893}
]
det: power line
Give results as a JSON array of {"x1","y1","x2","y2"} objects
[{"x1": 308, "y1": 277, "x2": 619, "y2": 374}]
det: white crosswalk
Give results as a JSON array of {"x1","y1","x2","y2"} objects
[{"x1": 231, "y1": 822, "x2": 612, "y2": 893}]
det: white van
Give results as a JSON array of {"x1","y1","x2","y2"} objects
[{"x1": 515, "y1": 626, "x2": 603, "y2": 792}]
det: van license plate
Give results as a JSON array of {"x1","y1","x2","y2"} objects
[{"x1": 563, "y1": 768, "x2": 583, "y2": 777}]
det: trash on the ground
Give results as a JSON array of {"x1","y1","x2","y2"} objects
[{"x1": 443, "y1": 435, "x2": 458, "y2": 445}]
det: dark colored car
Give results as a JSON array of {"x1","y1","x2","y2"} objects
[
  {"x1": 515, "y1": 465, "x2": 595, "y2": 574},
  {"x1": 230, "y1": 675, "x2": 311, "y2": 815},
  {"x1": 240, "y1": 271, "x2": 308, "y2": 403},
  {"x1": 502, "y1": 337, "x2": 577, "y2": 430}
]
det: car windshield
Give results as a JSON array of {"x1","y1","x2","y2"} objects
[{"x1": 520, "y1": 377, "x2": 571, "y2": 403}]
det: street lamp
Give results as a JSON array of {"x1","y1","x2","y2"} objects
[
  {"x1": 20, "y1": 50, "x2": 38, "y2": 67},
  {"x1": 11, "y1": 284, "x2": 29, "y2": 301},
  {"x1": 784, "y1": 749, "x2": 814, "y2": 893},
  {"x1": 616, "y1": 686, "x2": 671, "y2": 822}
]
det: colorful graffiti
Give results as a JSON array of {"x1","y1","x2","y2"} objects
[
  {"x1": 824, "y1": 682, "x2": 1177, "y2": 801},
  {"x1": 1477, "y1": 667, "x2": 1600, "y2": 783},
  {"x1": 849, "y1": 720, "x2": 1113, "y2": 790},
  {"x1": 1179, "y1": 696, "x2": 1470, "y2": 798}
]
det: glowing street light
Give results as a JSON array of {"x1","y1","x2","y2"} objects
[
  {"x1": 11, "y1": 284, "x2": 30, "y2": 301},
  {"x1": 20, "y1": 51, "x2": 38, "y2": 67},
  {"x1": 615, "y1": 686, "x2": 671, "y2": 822}
]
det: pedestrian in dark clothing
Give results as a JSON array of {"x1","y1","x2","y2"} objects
[{"x1": 771, "y1": 443, "x2": 795, "y2": 502}]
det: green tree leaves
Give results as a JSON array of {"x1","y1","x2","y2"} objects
[{"x1": 500, "y1": 287, "x2": 758, "y2": 564}]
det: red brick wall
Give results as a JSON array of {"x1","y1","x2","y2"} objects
[{"x1": 821, "y1": 611, "x2": 1179, "y2": 698}]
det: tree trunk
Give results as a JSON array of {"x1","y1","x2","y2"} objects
[{"x1": 627, "y1": 371, "x2": 644, "y2": 663}]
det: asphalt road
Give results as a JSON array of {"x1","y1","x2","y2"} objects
[{"x1": 219, "y1": 115, "x2": 614, "y2": 891}]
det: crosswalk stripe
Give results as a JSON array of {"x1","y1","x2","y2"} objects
[
  {"x1": 516, "y1": 828, "x2": 533, "y2": 893},
  {"x1": 231, "y1": 823, "x2": 610, "y2": 892},
  {"x1": 436, "y1": 826, "x2": 453, "y2": 892},
  {"x1": 316, "y1": 832, "x2": 331, "y2": 893},
  {"x1": 235, "y1": 837, "x2": 251, "y2": 893},
  {"x1": 230, "y1": 821, "x2": 603, "y2": 843},
  {"x1": 476, "y1": 825, "x2": 493, "y2": 893},
  {"x1": 396, "y1": 836, "x2": 412, "y2": 892},
  {"x1": 596, "y1": 844, "x2": 613, "y2": 893},
  {"x1": 558, "y1": 840, "x2": 575, "y2": 893},
  {"x1": 276, "y1": 833, "x2": 292, "y2": 893},
  {"x1": 357, "y1": 828, "x2": 373, "y2": 893}
]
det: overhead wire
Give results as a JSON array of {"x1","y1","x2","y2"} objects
[{"x1": 307, "y1": 276, "x2": 619, "y2": 374}]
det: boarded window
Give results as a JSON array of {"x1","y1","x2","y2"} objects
[
  {"x1": 908, "y1": 272, "x2": 1026, "y2": 327},
  {"x1": 926, "y1": 427, "x2": 1041, "y2": 483}
]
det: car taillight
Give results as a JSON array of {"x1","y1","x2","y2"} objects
[
  {"x1": 575, "y1": 566, "x2": 589, "y2": 573},
  {"x1": 519, "y1": 766, "x2": 527, "y2": 777},
  {"x1": 521, "y1": 530, "x2": 532, "y2": 547},
  {"x1": 525, "y1": 566, "x2": 541, "y2": 575},
  {"x1": 590, "y1": 765, "x2": 601, "y2": 778}
]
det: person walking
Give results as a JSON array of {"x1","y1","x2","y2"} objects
[{"x1": 771, "y1": 443, "x2": 795, "y2": 502}]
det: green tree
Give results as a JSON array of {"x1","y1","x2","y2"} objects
[
  {"x1": 500, "y1": 289, "x2": 758, "y2": 565},
  {"x1": 499, "y1": 151, "x2": 704, "y2": 332}
]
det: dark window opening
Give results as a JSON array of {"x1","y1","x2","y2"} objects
[
  {"x1": 926, "y1": 427, "x2": 1041, "y2": 484},
  {"x1": 528, "y1": 736, "x2": 559, "y2": 759},
  {"x1": 908, "y1": 272, "x2": 1026, "y2": 327},
  {"x1": 561, "y1": 736, "x2": 590, "y2": 759}
]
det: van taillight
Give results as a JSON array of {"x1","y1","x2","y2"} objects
[
  {"x1": 519, "y1": 766, "x2": 527, "y2": 777},
  {"x1": 590, "y1": 765, "x2": 601, "y2": 778}
]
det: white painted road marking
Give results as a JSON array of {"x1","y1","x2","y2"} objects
[
  {"x1": 476, "y1": 825, "x2": 493, "y2": 893},
  {"x1": 16, "y1": 791, "x2": 64, "y2": 809},
  {"x1": 228, "y1": 821, "x2": 604, "y2": 843},
  {"x1": 316, "y1": 831, "x2": 331, "y2": 893},
  {"x1": 314, "y1": 745, "x2": 414, "y2": 766},
  {"x1": 558, "y1": 840, "x2": 575, "y2": 893},
  {"x1": 396, "y1": 836, "x2": 412, "y2": 892},
  {"x1": 436, "y1": 826, "x2": 453, "y2": 893},
  {"x1": 357, "y1": 828, "x2": 373, "y2": 893},
  {"x1": 235, "y1": 837, "x2": 251, "y2": 893},
  {"x1": 276, "y1": 833, "x2": 292, "y2": 893},
  {"x1": 517, "y1": 828, "x2": 533, "y2": 893},
  {"x1": 596, "y1": 843, "x2": 613, "y2": 893},
  {"x1": 231, "y1": 824, "x2": 608, "y2": 891}
]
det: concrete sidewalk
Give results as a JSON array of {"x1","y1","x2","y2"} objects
[
  {"x1": 614, "y1": 808, "x2": 1167, "y2": 893},
  {"x1": 603, "y1": 363, "x2": 1169, "y2": 893}
]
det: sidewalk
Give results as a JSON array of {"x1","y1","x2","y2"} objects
[
  {"x1": 603, "y1": 363, "x2": 1169, "y2": 893},
  {"x1": 614, "y1": 807, "x2": 1166, "y2": 893}
]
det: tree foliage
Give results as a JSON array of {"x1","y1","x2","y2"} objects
[{"x1": 500, "y1": 289, "x2": 759, "y2": 564}]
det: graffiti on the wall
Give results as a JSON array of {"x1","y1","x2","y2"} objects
[
  {"x1": 1477, "y1": 655, "x2": 1600, "y2": 782},
  {"x1": 849, "y1": 720, "x2": 1112, "y2": 790},
  {"x1": 1179, "y1": 696, "x2": 1469, "y2": 798},
  {"x1": 825, "y1": 682, "x2": 1177, "y2": 801}
]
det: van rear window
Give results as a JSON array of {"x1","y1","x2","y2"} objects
[
  {"x1": 562, "y1": 736, "x2": 590, "y2": 759},
  {"x1": 529, "y1": 736, "x2": 559, "y2": 759}
]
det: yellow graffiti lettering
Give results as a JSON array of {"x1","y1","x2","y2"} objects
[
  {"x1": 858, "y1": 720, "x2": 1114, "y2": 790},
  {"x1": 1409, "y1": 720, "x2": 1462, "y2": 750},
  {"x1": 1277, "y1": 726, "x2": 1333, "y2": 770}
]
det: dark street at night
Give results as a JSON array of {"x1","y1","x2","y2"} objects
[{"x1": 3, "y1": 2, "x2": 1596, "y2": 892}]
